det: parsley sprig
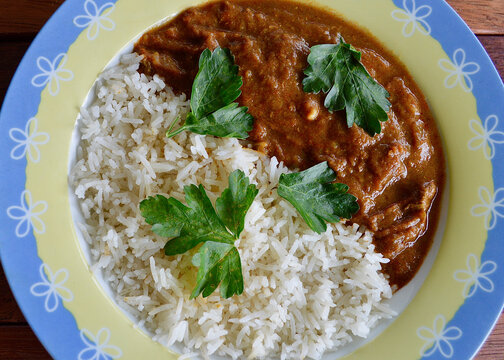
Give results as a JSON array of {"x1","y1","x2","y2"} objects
[
  {"x1": 303, "y1": 38, "x2": 391, "y2": 136},
  {"x1": 140, "y1": 170, "x2": 258, "y2": 299},
  {"x1": 166, "y1": 47, "x2": 254, "y2": 139},
  {"x1": 140, "y1": 45, "x2": 366, "y2": 299},
  {"x1": 278, "y1": 162, "x2": 359, "y2": 233}
]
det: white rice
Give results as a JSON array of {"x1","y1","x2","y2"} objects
[{"x1": 70, "y1": 53, "x2": 394, "y2": 360}]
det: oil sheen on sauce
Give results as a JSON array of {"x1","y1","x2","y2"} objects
[{"x1": 134, "y1": 0, "x2": 446, "y2": 288}]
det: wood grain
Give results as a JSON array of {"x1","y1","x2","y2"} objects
[
  {"x1": 0, "y1": 326, "x2": 51, "y2": 359},
  {"x1": 476, "y1": 318, "x2": 504, "y2": 359},
  {"x1": 0, "y1": 268, "x2": 26, "y2": 323},
  {"x1": 0, "y1": 0, "x2": 64, "y2": 37},
  {"x1": 449, "y1": 0, "x2": 504, "y2": 35},
  {"x1": 0, "y1": 41, "x2": 32, "y2": 102},
  {"x1": 0, "y1": 0, "x2": 503, "y2": 359},
  {"x1": 478, "y1": 35, "x2": 504, "y2": 79}
]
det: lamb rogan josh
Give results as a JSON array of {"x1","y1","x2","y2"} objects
[{"x1": 134, "y1": 0, "x2": 446, "y2": 288}]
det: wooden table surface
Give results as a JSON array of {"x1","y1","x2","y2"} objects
[{"x1": 0, "y1": 0, "x2": 503, "y2": 359}]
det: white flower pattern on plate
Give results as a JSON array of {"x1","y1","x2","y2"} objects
[
  {"x1": 30, "y1": 264, "x2": 73, "y2": 312},
  {"x1": 454, "y1": 254, "x2": 497, "y2": 298},
  {"x1": 438, "y1": 48, "x2": 480, "y2": 92},
  {"x1": 468, "y1": 115, "x2": 504, "y2": 160},
  {"x1": 471, "y1": 186, "x2": 504, "y2": 230},
  {"x1": 78, "y1": 328, "x2": 122, "y2": 360},
  {"x1": 9, "y1": 117, "x2": 49, "y2": 163},
  {"x1": 73, "y1": 0, "x2": 116, "y2": 41},
  {"x1": 6, "y1": 190, "x2": 48, "y2": 237},
  {"x1": 391, "y1": 0, "x2": 432, "y2": 37},
  {"x1": 31, "y1": 53, "x2": 74, "y2": 96},
  {"x1": 417, "y1": 315, "x2": 462, "y2": 358}
]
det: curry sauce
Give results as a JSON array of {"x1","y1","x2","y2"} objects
[{"x1": 134, "y1": 0, "x2": 446, "y2": 288}]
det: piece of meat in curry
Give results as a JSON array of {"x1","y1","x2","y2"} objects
[{"x1": 134, "y1": 0, "x2": 446, "y2": 288}]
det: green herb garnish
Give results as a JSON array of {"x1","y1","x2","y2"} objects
[
  {"x1": 191, "y1": 242, "x2": 242, "y2": 298},
  {"x1": 277, "y1": 162, "x2": 359, "y2": 234},
  {"x1": 166, "y1": 47, "x2": 254, "y2": 139},
  {"x1": 216, "y1": 170, "x2": 259, "y2": 238},
  {"x1": 303, "y1": 38, "x2": 391, "y2": 136},
  {"x1": 140, "y1": 170, "x2": 258, "y2": 299}
]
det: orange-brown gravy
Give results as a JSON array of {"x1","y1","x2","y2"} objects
[{"x1": 134, "y1": 0, "x2": 446, "y2": 288}]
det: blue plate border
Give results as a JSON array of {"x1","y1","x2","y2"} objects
[{"x1": 0, "y1": 1, "x2": 502, "y2": 359}]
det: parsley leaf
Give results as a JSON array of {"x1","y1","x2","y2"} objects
[
  {"x1": 303, "y1": 38, "x2": 391, "y2": 136},
  {"x1": 191, "y1": 48, "x2": 243, "y2": 118},
  {"x1": 166, "y1": 47, "x2": 254, "y2": 139},
  {"x1": 277, "y1": 162, "x2": 359, "y2": 234},
  {"x1": 140, "y1": 186, "x2": 235, "y2": 256},
  {"x1": 139, "y1": 170, "x2": 257, "y2": 298},
  {"x1": 191, "y1": 241, "x2": 243, "y2": 299},
  {"x1": 216, "y1": 169, "x2": 258, "y2": 238}
]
